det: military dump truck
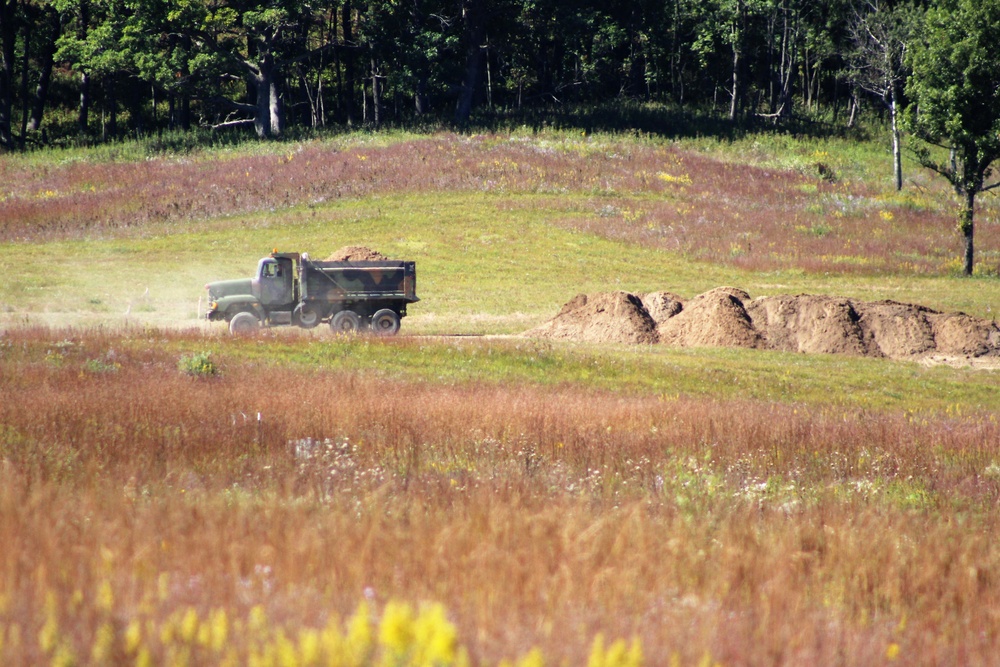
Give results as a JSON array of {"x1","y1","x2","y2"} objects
[{"x1": 205, "y1": 252, "x2": 418, "y2": 335}]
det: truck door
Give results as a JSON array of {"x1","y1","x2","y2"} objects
[{"x1": 259, "y1": 258, "x2": 294, "y2": 307}]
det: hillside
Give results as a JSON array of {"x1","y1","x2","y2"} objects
[{"x1": 1, "y1": 131, "x2": 998, "y2": 333}]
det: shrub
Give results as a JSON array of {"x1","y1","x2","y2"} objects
[{"x1": 177, "y1": 351, "x2": 217, "y2": 377}]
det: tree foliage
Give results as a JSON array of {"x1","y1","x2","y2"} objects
[
  {"x1": 847, "y1": 0, "x2": 918, "y2": 191},
  {"x1": 905, "y1": 0, "x2": 1000, "y2": 275},
  {"x1": 0, "y1": 0, "x2": 886, "y2": 147},
  {"x1": 0, "y1": 0, "x2": 982, "y2": 181}
]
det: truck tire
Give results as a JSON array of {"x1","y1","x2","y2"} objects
[
  {"x1": 229, "y1": 311, "x2": 260, "y2": 335},
  {"x1": 329, "y1": 310, "x2": 361, "y2": 334},
  {"x1": 370, "y1": 308, "x2": 401, "y2": 336},
  {"x1": 293, "y1": 303, "x2": 320, "y2": 329}
]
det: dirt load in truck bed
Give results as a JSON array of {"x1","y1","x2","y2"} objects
[
  {"x1": 525, "y1": 287, "x2": 1000, "y2": 366},
  {"x1": 324, "y1": 246, "x2": 389, "y2": 262}
]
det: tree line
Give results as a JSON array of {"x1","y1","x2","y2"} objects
[
  {"x1": 2, "y1": 0, "x2": 1000, "y2": 274},
  {"x1": 0, "y1": 0, "x2": 931, "y2": 145}
]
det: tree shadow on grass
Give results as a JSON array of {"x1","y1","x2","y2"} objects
[{"x1": 466, "y1": 101, "x2": 873, "y2": 144}]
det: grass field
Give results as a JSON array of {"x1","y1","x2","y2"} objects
[
  {"x1": 3, "y1": 131, "x2": 999, "y2": 332},
  {"x1": 2, "y1": 126, "x2": 1000, "y2": 666}
]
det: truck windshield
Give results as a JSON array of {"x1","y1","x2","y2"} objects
[{"x1": 261, "y1": 261, "x2": 282, "y2": 278}]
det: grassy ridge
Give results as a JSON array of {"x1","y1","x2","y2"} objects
[
  {"x1": 2, "y1": 191, "x2": 999, "y2": 333},
  {"x1": 3, "y1": 130, "x2": 999, "y2": 332}
]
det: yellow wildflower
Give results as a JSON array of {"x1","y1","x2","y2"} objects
[
  {"x1": 298, "y1": 628, "x2": 321, "y2": 666},
  {"x1": 886, "y1": 643, "x2": 901, "y2": 661},
  {"x1": 656, "y1": 172, "x2": 693, "y2": 185},
  {"x1": 275, "y1": 629, "x2": 298, "y2": 667},
  {"x1": 51, "y1": 644, "x2": 76, "y2": 667},
  {"x1": 517, "y1": 648, "x2": 546, "y2": 667},
  {"x1": 248, "y1": 605, "x2": 268, "y2": 634},
  {"x1": 90, "y1": 622, "x2": 115, "y2": 663},
  {"x1": 96, "y1": 580, "x2": 114, "y2": 612},
  {"x1": 125, "y1": 619, "x2": 143, "y2": 653},
  {"x1": 379, "y1": 601, "x2": 415, "y2": 656},
  {"x1": 208, "y1": 608, "x2": 230, "y2": 652},
  {"x1": 179, "y1": 608, "x2": 199, "y2": 643},
  {"x1": 38, "y1": 615, "x2": 59, "y2": 654},
  {"x1": 412, "y1": 603, "x2": 457, "y2": 666},
  {"x1": 588, "y1": 634, "x2": 643, "y2": 667},
  {"x1": 345, "y1": 601, "x2": 374, "y2": 665}
]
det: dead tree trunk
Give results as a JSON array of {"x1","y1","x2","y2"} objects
[{"x1": 252, "y1": 53, "x2": 282, "y2": 139}]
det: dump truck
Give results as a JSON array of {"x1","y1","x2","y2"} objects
[{"x1": 205, "y1": 252, "x2": 418, "y2": 335}]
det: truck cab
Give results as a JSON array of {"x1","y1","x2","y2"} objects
[{"x1": 256, "y1": 255, "x2": 296, "y2": 309}]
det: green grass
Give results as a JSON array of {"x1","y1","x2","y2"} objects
[
  {"x1": 144, "y1": 332, "x2": 1000, "y2": 414},
  {"x1": 4, "y1": 127, "x2": 434, "y2": 167},
  {"x1": 2, "y1": 190, "x2": 998, "y2": 334},
  {"x1": 674, "y1": 131, "x2": 896, "y2": 183}
]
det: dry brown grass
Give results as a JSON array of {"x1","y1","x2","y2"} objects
[{"x1": 2, "y1": 328, "x2": 1000, "y2": 664}]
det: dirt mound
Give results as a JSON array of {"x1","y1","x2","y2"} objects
[
  {"x1": 657, "y1": 287, "x2": 762, "y2": 349},
  {"x1": 853, "y1": 300, "x2": 936, "y2": 358},
  {"x1": 747, "y1": 294, "x2": 877, "y2": 357},
  {"x1": 640, "y1": 292, "x2": 685, "y2": 324},
  {"x1": 525, "y1": 291, "x2": 658, "y2": 344},
  {"x1": 325, "y1": 246, "x2": 388, "y2": 262},
  {"x1": 928, "y1": 312, "x2": 1000, "y2": 356},
  {"x1": 528, "y1": 287, "x2": 1000, "y2": 363}
]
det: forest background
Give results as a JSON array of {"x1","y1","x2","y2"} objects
[{"x1": 0, "y1": 0, "x2": 926, "y2": 146}]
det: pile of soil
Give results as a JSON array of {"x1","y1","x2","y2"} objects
[
  {"x1": 325, "y1": 246, "x2": 388, "y2": 262},
  {"x1": 746, "y1": 295, "x2": 877, "y2": 357},
  {"x1": 639, "y1": 292, "x2": 684, "y2": 322},
  {"x1": 524, "y1": 292, "x2": 658, "y2": 344},
  {"x1": 657, "y1": 287, "x2": 763, "y2": 349},
  {"x1": 528, "y1": 287, "x2": 1000, "y2": 363}
]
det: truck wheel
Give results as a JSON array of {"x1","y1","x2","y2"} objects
[
  {"x1": 329, "y1": 310, "x2": 361, "y2": 334},
  {"x1": 293, "y1": 304, "x2": 320, "y2": 329},
  {"x1": 370, "y1": 308, "x2": 401, "y2": 336},
  {"x1": 229, "y1": 311, "x2": 260, "y2": 335}
]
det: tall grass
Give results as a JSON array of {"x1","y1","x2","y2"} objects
[{"x1": 2, "y1": 328, "x2": 1000, "y2": 665}]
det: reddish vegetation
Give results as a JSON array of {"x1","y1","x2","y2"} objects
[
  {"x1": 529, "y1": 287, "x2": 1000, "y2": 361},
  {"x1": 2, "y1": 329, "x2": 1000, "y2": 664},
  {"x1": 1, "y1": 134, "x2": 987, "y2": 274}
]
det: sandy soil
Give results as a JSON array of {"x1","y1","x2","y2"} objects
[{"x1": 526, "y1": 287, "x2": 1000, "y2": 367}]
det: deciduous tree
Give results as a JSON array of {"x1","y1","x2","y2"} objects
[
  {"x1": 848, "y1": 0, "x2": 917, "y2": 191},
  {"x1": 905, "y1": 0, "x2": 1000, "y2": 275},
  {"x1": 162, "y1": 0, "x2": 332, "y2": 138}
]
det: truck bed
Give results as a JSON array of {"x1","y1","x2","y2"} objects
[{"x1": 299, "y1": 259, "x2": 418, "y2": 303}]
